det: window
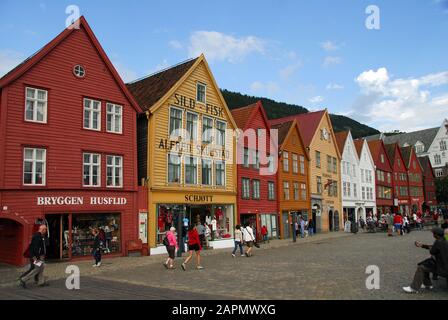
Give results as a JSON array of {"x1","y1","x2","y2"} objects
[
  {"x1": 25, "y1": 87, "x2": 47, "y2": 123},
  {"x1": 106, "y1": 155, "x2": 123, "y2": 187},
  {"x1": 23, "y1": 148, "x2": 46, "y2": 185},
  {"x1": 184, "y1": 156, "x2": 198, "y2": 185},
  {"x1": 169, "y1": 107, "x2": 183, "y2": 137},
  {"x1": 342, "y1": 161, "x2": 346, "y2": 175},
  {"x1": 106, "y1": 103, "x2": 122, "y2": 133},
  {"x1": 333, "y1": 157, "x2": 337, "y2": 173},
  {"x1": 215, "y1": 161, "x2": 225, "y2": 186},
  {"x1": 283, "y1": 181, "x2": 290, "y2": 200},
  {"x1": 293, "y1": 182, "x2": 299, "y2": 200},
  {"x1": 301, "y1": 183, "x2": 307, "y2": 200},
  {"x1": 317, "y1": 176, "x2": 322, "y2": 194},
  {"x1": 353, "y1": 183, "x2": 357, "y2": 198},
  {"x1": 268, "y1": 182, "x2": 275, "y2": 200},
  {"x1": 186, "y1": 112, "x2": 198, "y2": 141},
  {"x1": 434, "y1": 154, "x2": 442, "y2": 165},
  {"x1": 316, "y1": 151, "x2": 321, "y2": 168},
  {"x1": 252, "y1": 180, "x2": 260, "y2": 199},
  {"x1": 216, "y1": 120, "x2": 226, "y2": 146},
  {"x1": 387, "y1": 173, "x2": 391, "y2": 184},
  {"x1": 352, "y1": 165, "x2": 356, "y2": 177},
  {"x1": 268, "y1": 155, "x2": 275, "y2": 174},
  {"x1": 83, "y1": 98, "x2": 101, "y2": 130},
  {"x1": 202, "y1": 116, "x2": 213, "y2": 143},
  {"x1": 380, "y1": 154, "x2": 385, "y2": 163},
  {"x1": 343, "y1": 182, "x2": 347, "y2": 197},
  {"x1": 242, "y1": 178, "x2": 250, "y2": 199},
  {"x1": 327, "y1": 155, "x2": 332, "y2": 173},
  {"x1": 299, "y1": 155, "x2": 305, "y2": 175},
  {"x1": 201, "y1": 159, "x2": 212, "y2": 185},
  {"x1": 73, "y1": 65, "x2": 86, "y2": 78},
  {"x1": 83, "y1": 153, "x2": 100, "y2": 187},
  {"x1": 361, "y1": 169, "x2": 365, "y2": 183},
  {"x1": 347, "y1": 182, "x2": 351, "y2": 197},
  {"x1": 415, "y1": 143, "x2": 424, "y2": 154},
  {"x1": 168, "y1": 154, "x2": 181, "y2": 183},
  {"x1": 243, "y1": 148, "x2": 250, "y2": 168},
  {"x1": 441, "y1": 140, "x2": 447, "y2": 151},
  {"x1": 400, "y1": 186, "x2": 408, "y2": 197},
  {"x1": 435, "y1": 169, "x2": 444, "y2": 177},
  {"x1": 196, "y1": 82, "x2": 206, "y2": 103},
  {"x1": 292, "y1": 153, "x2": 298, "y2": 174},
  {"x1": 283, "y1": 151, "x2": 289, "y2": 172},
  {"x1": 362, "y1": 187, "x2": 366, "y2": 200},
  {"x1": 253, "y1": 150, "x2": 260, "y2": 169}
]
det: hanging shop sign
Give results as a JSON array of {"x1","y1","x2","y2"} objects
[{"x1": 37, "y1": 196, "x2": 128, "y2": 206}]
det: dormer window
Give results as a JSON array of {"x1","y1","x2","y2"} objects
[
  {"x1": 73, "y1": 65, "x2": 86, "y2": 78},
  {"x1": 415, "y1": 142, "x2": 424, "y2": 154}
]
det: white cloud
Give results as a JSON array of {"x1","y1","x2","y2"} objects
[
  {"x1": 279, "y1": 62, "x2": 301, "y2": 80},
  {"x1": 309, "y1": 96, "x2": 325, "y2": 104},
  {"x1": 188, "y1": 31, "x2": 266, "y2": 63},
  {"x1": 321, "y1": 41, "x2": 339, "y2": 51},
  {"x1": 112, "y1": 61, "x2": 138, "y2": 83},
  {"x1": 326, "y1": 83, "x2": 344, "y2": 90},
  {"x1": 0, "y1": 50, "x2": 24, "y2": 77},
  {"x1": 323, "y1": 56, "x2": 342, "y2": 67},
  {"x1": 169, "y1": 40, "x2": 183, "y2": 50},
  {"x1": 250, "y1": 81, "x2": 279, "y2": 95},
  {"x1": 353, "y1": 67, "x2": 448, "y2": 131}
]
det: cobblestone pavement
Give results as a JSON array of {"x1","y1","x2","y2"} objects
[{"x1": 1, "y1": 229, "x2": 447, "y2": 300}]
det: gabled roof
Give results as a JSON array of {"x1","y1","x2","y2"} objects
[
  {"x1": 269, "y1": 110, "x2": 326, "y2": 147},
  {"x1": 270, "y1": 121, "x2": 294, "y2": 146},
  {"x1": 384, "y1": 143, "x2": 397, "y2": 167},
  {"x1": 0, "y1": 16, "x2": 141, "y2": 113},
  {"x1": 126, "y1": 57, "x2": 198, "y2": 112},
  {"x1": 367, "y1": 140, "x2": 383, "y2": 159},
  {"x1": 400, "y1": 146, "x2": 412, "y2": 167},
  {"x1": 383, "y1": 127, "x2": 439, "y2": 153},
  {"x1": 354, "y1": 139, "x2": 364, "y2": 158},
  {"x1": 418, "y1": 156, "x2": 435, "y2": 177},
  {"x1": 230, "y1": 100, "x2": 271, "y2": 131},
  {"x1": 335, "y1": 131, "x2": 349, "y2": 156},
  {"x1": 364, "y1": 132, "x2": 385, "y2": 141}
]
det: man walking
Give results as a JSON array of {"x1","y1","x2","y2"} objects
[
  {"x1": 19, "y1": 225, "x2": 49, "y2": 288},
  {"x1": 402, "y1": 227, "x2": 448, "y2": 293}
]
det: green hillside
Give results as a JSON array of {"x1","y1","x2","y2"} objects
[{"x1": 221, "y1": 89, "x2": 379, "y2": 139}]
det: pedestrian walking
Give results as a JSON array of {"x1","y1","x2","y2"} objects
[
  {"x1": 261, "y1": 225, "x2": 269, "y2": 243},
  {"x1": 308, "y1": 219, "x2": 314, "y2": 236},
  {"x1": 92, "y1": 228, "x2": 102, "y2": 267},
  {"x1": 294, "y1": 220, "x2": 299, "y2": 237},
  {"x1": 19, "y1": 225, "x2": 49, "y2": 288},
  {"x1": 403, "y1": 216, "x2": 410, "y2": 234},
  {"x1": 300, "y1": 217, "x2": 306, "y2": 238},
  {"x1": 402, "y1": 227, "x2": 448, "y2": 293},
  {"x1": 232, "y1": 225, "x2": 245, "y2": 257},
  {"x1": 394, "y1": 213, "x2": 403, "y2": 236},
  {"x1": 163, "y1": 227, "x2": 178, "y2": 269},
  {"x1": 196, "y1": 223, "x2": 206, "y2": 248},
  {"x1": 181, "y1": 225, "x2": 203, "y2": 270},
  {"x1": 242, "y1": 223, "x2": 255, "y2": 257}
]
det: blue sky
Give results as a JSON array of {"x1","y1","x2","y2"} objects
[{"x1": 1, "y1": 0, "x2": 448, "y2": 132}]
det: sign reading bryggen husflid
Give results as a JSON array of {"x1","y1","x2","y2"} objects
[
  {"x1": 127, "y1": 55, "x2": 238, "y2": 252},
  {"x1": 0, "y1": 17, "x2": 143, "y2": 266}
]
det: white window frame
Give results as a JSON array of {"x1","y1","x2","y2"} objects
[
  {"x1": 216, "y1": 120, "x2": 226, "y2": 146},
  {"x1": 184, "y1": 156, "x2": 198, "y2": 185},
  {"x1": 283, "y1": 151, "x2": 289, "y2": 172},
  {"x1": 23, "y1": 148, "x2": 46, "y2": 186},
  {"x1": 169, "y1": 106, "x2": 183, "y2": 139},
  {"x1": 292, "y1": 153, "x2": 299, "y2": 174},
  {"x1": 252, "y1": 179, "x2": 260, "y2": 199},
  {"x1": 201, "y1": 158, "x2": 213, "y2": 186},
  {"x1": 167, "y1": 153, "x2": 182, "y2": 184},
  {"x1": 242, "y1": 178, "x2": 251, "y2": 199},
  {"x1": 106, "y1": 103, "x2": 123, "y2": 134},
  {"x1": 83, "y1": 153, "x2": 101, "y2": 187},
  {"x1": 301, "y1": 183, "x2": 307, "y2": 201},
  {"x1": 186, "y1": 111, "x2": 199, "y2": 142},
  {"x1": 196, "y1": 82, "x2": 207, "y2": 104},
  {"x1": 106, "y1": 155, "x2": 123, "y2": 187},
  {"x1": 283, "y1": 181, "x2": 290, "y2": 200},
  {"x1": 293, "y1": 182, "x2": 299, "y2": 200},
  {"x1": 202, "y1": 116, "x2": 214, "y2": 144},
  {"x1": 268, "y1": 181, "x2": 275, "y2": 200},
  {"x1": 25, "y1": 87, "x2": 48, "y2": 123},
  {"x1": 215, "y1": 160, "x2": 226, "y2": 187},
  {"x1": 83, "y1": 98, "x2": 101, "y2": 131}
]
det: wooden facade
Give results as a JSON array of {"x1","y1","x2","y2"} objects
[{"x1": 385, "y1": 143, "x2": 410, "y2": 215}]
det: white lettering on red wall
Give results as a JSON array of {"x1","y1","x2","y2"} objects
[{"x1": 37, "y1": 196, "x2": 127, "y2": 206}]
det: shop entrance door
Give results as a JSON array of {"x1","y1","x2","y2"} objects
[{"x1": 45, "y1": 214, "x2": 70, "y2": 261}]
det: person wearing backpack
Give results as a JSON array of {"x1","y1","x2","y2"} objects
[{"x1": 163, "y1": 227, "x2": 178, "y2": 269}]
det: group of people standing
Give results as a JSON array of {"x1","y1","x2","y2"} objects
[{"x1": 294, "y1": 217, "x2": 314, "y2": 238}]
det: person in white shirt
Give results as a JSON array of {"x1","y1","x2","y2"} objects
[{"x1": 242, "y1": 224, "x2": 255, "y2": 257}]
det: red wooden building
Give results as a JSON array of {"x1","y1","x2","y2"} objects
[
  {"x1": 418, "y1": 156, "x2": 438, "y2": 212},
  {"x1": 384, "y1": 143, "x2": 410, "y2": 215},
  {"x1": 368, "y1": 140, "x2": 393, "y2": 217},
  {"x1": 401, "y1": 146, "x2": 425, "y2": 214},
  {"x1": 0, "y1": 17, "x2": 144, "y2": 266},
  {"x1": 231, "y1": 102, "x2": 278, "y2": 240}
]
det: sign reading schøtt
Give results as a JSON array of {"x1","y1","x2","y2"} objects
[
  {"x1": 37, "y1": 196, "x2": 127, "y2": 206},
  {"x1": 184, "y1": 195, "x2": 214, "y2": 203}
]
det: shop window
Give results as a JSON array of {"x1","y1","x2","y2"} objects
[
  {"x1": 215, "y1": 161, "x2": 225, "y2": 186},
  {"x1": 201, "y1": 159, "x2": 212, "y2": 185},
  {"x1": 196, "y1": 82, "x2": 206, "y2": 103},
  {"x1": 83, "y1": 98, "x2": 101, "y2": 131},
  {"x1": 168, "y1": 154, "x2": 181, "y2": 183},
  {"x1": 25, "y1": 87, "x2": 47, "y2": 123},
  {"x1": 23, "y1": 148, "x2": 46, "y2": 185},
  {"x1": 185, "y1": 156, "x2": 198, "y2": 185},
  {"x1": 83, "y1": 153, "x2": 101, "y2": 187},
  {"x1": 186, "y1": 112, "x2": 198, "y2": 141},
  {"x1": 106, "y1": 103, "x2": 123, "y2": 134},
  {"x1": 72, "y1": 213, "x2": 121, "y2": 257},
  {"x1": 106, "y1": 155, "x2": 123, "y2": 187}
]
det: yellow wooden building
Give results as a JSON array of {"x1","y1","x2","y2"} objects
[
  {"x1": 128, "y1": 55, "x2": 238, "y2": 252},
  {"x1": 270, "y1": 110, "x2": 342, "y2": 232}
]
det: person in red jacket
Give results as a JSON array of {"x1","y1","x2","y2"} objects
[
  {"x1": 394, "y1": 213, "x2": 404, "y2": 236},
  {"x1": 181, "y1": 225, "x2": 204, "y2": 271},
  {"x1": 261, "y1": 225, "x2": 269, "y2": 243}
]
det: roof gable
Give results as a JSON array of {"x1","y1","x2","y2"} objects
[
  {"x1": 271, "y1": 120, "x2": 310, "y2": 160},
  {"x1": 0, "y1": 16, "x2": 141, "y2": 113},
  {"x1": 383, "y1": 127, "x2": 439, "y2": 153}
]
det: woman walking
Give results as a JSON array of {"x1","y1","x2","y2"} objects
[
  {"x1": 92, "y1": 228, "x2": 102, "y2": 267},
  {"x1": 242, "y1": 223, "x2": 255, "y2": 257},
  {"x1": 232, "y1": 225, "x2": 244, "y2": 257},
  {"x1": 163, "y1": 227, "x2": 178, "y2": 269},
  {"x1": 181, "y1": 225, "x2": 204, "y2": 270},
  {"x1": 394, "y1": 213, "x2": 403, "y2": 236}
]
